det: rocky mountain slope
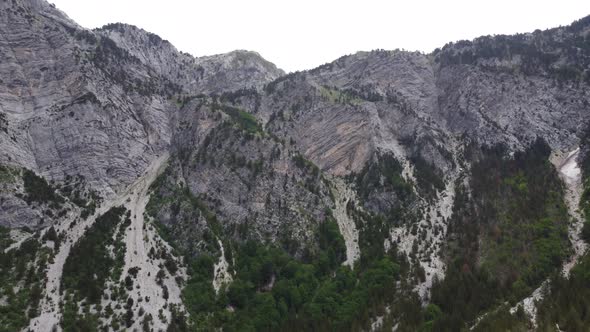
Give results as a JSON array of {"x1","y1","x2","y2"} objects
[{"x1": 1, "y1": 0, "x2": 590, "y2": 330}]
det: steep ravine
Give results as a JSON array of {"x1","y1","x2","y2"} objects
[
  {"x1": 117, "y1": 153, "x2": 186, "y2": 331},
  {"x1": 504, "y1": 148, "x2": 585, "y2": 329},
  {"x1": 415, "y1": 178, "x2": 456, "y2": 300},
  {"x1": 331, "y1": 178, "x2": 361, "y2": 268},
  {"x1": 555, "y1": 148, "x2": 587, "y2": 276},
  {"x1": 27, "y1": 153, "x2": 178, "y2": 331},
  {"x1": 387, "y1": 143, "x2": 460, "y2": 302},
  {"x1": 212, "y1": 238, "x2": 233, "y2": 293}
]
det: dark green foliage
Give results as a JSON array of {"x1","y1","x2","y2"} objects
[
  {"x1": 61, "y1": 295, "x2": 100, "y2": 332},
  {"x1": 471, "y1": 305, "x2": 529, "y2": 332},
  {"x1": 167, "y1": 304, "x2": 189, "y2": 332},
  {"x1": 171, "y1": 202, "x2": 402, "y2": 332},
  {"x1": 348, "y1": 154, "x2": 417, "y2": 264},
  {"x1": 535, "y1": 131, "x2": 590, "y2": 330},
  {"x1": 0, "y1": 233, "x2": 48, "y2": 332},
  {"x1": 410, "y1": 155, "x2": 445, "y2": 198},
  {"x1": 582, "y1": 220, "x2": 590, "y2": 244},
  {"x1": 0, "y1": 165, "x2": 17, "y2": 183},
  {"x1": 182, "y1": 255, "x2": 216, "y2": 317},
  {"x1": 58, "y1": 174, "x2": 101, "y2": 219},
  {"x1": 215, "y1": 103, "x2": 263, "y2": 134},
  {"x1": 423, "y1": 303, "x2": 443, "y2": 326},
  {"x1": 0, "y1": 226, "x2": 11, "y2": 250},
  {"x1": 62, "y1": 206, "x2": 129, "y2": 304},
  {"x1": 50, "y1": 92, "x2": 101, "y2": 114},
  {"x1": 430, "y1": 261, "x2": 502, "y2": 329},
  {"x1": 317, "y1": 218, "x2": 346, "y2": 272},
  {"x1": 317, "y1": 86, "x2": 357, "y2": 105},
  {"x1": 22, "y1": 169, "x2": 64, "y2": 205},
  {"x1": 436, "y1": 18, "x2": 590, "y2": 85},
  {"x1": 354, "y1": 153, "x2": 413, "y2": 203},
  {"x1": 430, "y1": 139, "x2": 569, "y2": 330},
  {"x1": 42, "y1": 226, "x2": 62, "y2": 251},
  {"x1": 142, "y1": 313, "x2": 153, "y2": 332},
  {"x1": 349, "y1": 209, "x2": 390, "y2": 269},
  {"x1": 92, "y1": 35, "x2": 139, "y2": 66},
  {"x1": 343, "y1": 85, "x2": 383, "y2": 102},
  {"x1": 292, "y1": 153, "x2": 320, "y2": 177},
  {"x1": 99, "y1": 23, "x2": 169, "y2": 46},
  {"x1": 181, "y1": 239, "x2": 400, "y2": 331},
  {"x1": 61, "y1": 206, "x2": 130, "y2": 331},
  {"x1": 470, "y1": 140, "x2": 568, "y2": 287},
  {"x1": 188, "y1": 118, "x2": 278, "y2": 192},
  {"x1": 291, "y1": 153, "x2": 323, "y2": 194},
  {"x1": 146, "y1": 170, "x2": 221, "y2": 256},
  {"x1": 88, "y1": 35, "x2": 181, "y2": 97},
  {"x1": 219, "y1": 88, "x2": 262, "y2": 111},
  {"x1": 263, "y1": 72, "x2": 299, "y2": 94},
  {"x1": 536, "y1": 254, "x2": 590, "y2": 331},
  {"x1": 578, "y1": 126, "x2": 590, "y2": 244},
  {"x1": 567, "y1": 15, "x2": 590, "y2": 33},
  {"x1": 74, "y1": 30, "x2": 97, "y2": 44},
  {"x1": 163, "y1": 251, "x2": 179, "y2": 274}
]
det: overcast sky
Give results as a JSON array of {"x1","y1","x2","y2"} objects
[{"x1": 51, "y1": 0, "x2": 590, "y2": 73}]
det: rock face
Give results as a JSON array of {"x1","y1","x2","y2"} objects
[
  {"x1": 96, "y1": 23, "x2": 284, "y2": 94},
  {"x1": 0, "y1": 0, "x2": 284, "y2": 227},
  {"x1": 2, "y1": 0, "x2": 590, "y2": 330}
]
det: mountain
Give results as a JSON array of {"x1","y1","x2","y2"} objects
[{"x1": 1, "y1": 0, "x2": 590, "y2": 330}]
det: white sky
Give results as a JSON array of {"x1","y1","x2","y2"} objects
[{"x1": 50, "y1": 0, "x2": 590, "y2": 73}]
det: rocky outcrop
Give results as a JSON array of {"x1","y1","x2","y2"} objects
[
  {"x1": 2, "y1": 0, "x2": 590, "y2": 329},
  {"x1": 148, "y1": 97, "x2": 336, "y2": 255},
  {"x1": 96, "y1": 23, "x2": 284, "y2": 94},
  {"x1": 0, "y1": 0, "x2": 283, "y2": 230}
]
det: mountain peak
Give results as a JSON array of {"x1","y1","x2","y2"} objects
[{"x1": 94, "y1": 25, "x2": 283, "y2": 93}]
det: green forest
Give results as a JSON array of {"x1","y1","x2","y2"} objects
[
  {"x1": 532, "y1": 128, "x2": 590, "y2": 330},
  {"x1": 61, "y1": 206, "x2": 131, "y2": 331},
  {"x1": 0, "y1": 228, "x2": 48, "y2": 332},
  {"x1": 428, "y1": 139, "x2": 570, "y2": 330},
  {"x1": 5, "y1": 136, "x2": 590, "y2": 332},
  {"x1": 173, "y1": 218, "x2": 404, "y2": 331}
]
